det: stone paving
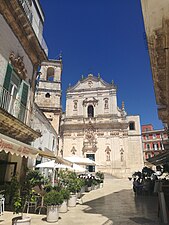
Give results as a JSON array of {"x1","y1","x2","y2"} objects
[{"x1": 0, "y1": 174, "x2": 162, "y2": 225}]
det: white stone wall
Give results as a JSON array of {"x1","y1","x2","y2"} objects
[
  {"x1": 141, "y1": 0, "x2": 169, "y2": 36},
  {"x1": 0, "y1": 14, "x2": 33, "y2": 85},
  {"x1": 127, "y1": 115, "x2": 144, "y2": 173},
  {"x1": 66, "y1": 90, "x2": 118, "y2": 117},
  {"x1": 31, "y1": 107, "x2": 58, "y2": 154}
]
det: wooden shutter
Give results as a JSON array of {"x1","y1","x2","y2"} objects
[
  {"x1": 3, "y1": 64, "x2": 13, "y2": 90},
  {"x1": 20, "y1": 81, "x2": 29, "y2": 107}
]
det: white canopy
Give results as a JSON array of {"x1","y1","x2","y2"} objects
[
  {"x1": 72, "y1": 163, "x2": 88, "y2": 173},
  {"x1": 36, "y1": 160, "x2": 72, "y2": 170},
  {"x1": 64, "y1": 155, "x2": 97, "y2": 165}
]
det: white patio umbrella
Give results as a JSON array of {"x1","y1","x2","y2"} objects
[
  {"x1": 36, "y1": 160, "x2": 72, "y2": 186},
  {"x1": 64, "y1": 155, "x2": 97, "y2": 165},
  {"x1": 72, "y1": 163, "x2": 88, "y2": 173},
  {"x1": 36, "y1": 160, "x2": 72, "y2": 170}
]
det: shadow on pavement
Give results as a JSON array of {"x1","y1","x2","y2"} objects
[{"x1": 83, "y1": 189, "x2": 162, "y2": 225}]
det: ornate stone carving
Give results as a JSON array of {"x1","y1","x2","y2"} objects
[
  {"x1": 83, "y1": 97, "x2": 98, "y2": 107},
  {"x1": 73, "y1": 100, "x2": 78, "y2": 110},
  {"x1": 103, "y1": 98, "x2": 109, "y2": 109},
  {"x1": 71, "y1": 146, "x2": 77, "y2": 155},
  {"x1": 9, "y1": 52, "x2": 27, "y2": 79},
  {"x1": 105, "y1": 146, "x2": 111, "y2": 161},
  {"x1": 82, "y1": 122, "x2": 97, "y2": 153},
  {"x1": 120, "y1": 148, "x2": 124, "y2": 162}
]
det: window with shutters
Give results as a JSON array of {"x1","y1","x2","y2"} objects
[{"x1": 1, "y1": 63, "x2": 29, "y2": 123}]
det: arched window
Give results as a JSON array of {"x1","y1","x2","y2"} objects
[
  {"x1": 88, "y1": 105, "x2": 94, "y2": 118},
  {"x1": 129, "y1": 121, "x2": 135, "y2": 130},
  {"x1": 47, "y1": 67, "x2": 54, "y2": 81}
]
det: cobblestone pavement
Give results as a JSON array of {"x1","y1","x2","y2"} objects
[{"x1": 0, "y1": 174, "x2": 162, "y2": 225}]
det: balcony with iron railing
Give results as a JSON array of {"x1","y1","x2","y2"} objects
[
  {"x1": 0, "y1": 85, "x2": 30, "y2": 125},
  {"x1": 18, "y1": 0, "x2": 48, "y2": 56},
  {"x1": 0, "y1": 85, "x2": 41, "y2": 143},
  {"x1": 19, "y1": 0, "x2": 33, "y2": 23}
]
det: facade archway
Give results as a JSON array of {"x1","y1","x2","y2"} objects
[{"x1": 47, "y1": 67, "x2": 54, "y2": 81}]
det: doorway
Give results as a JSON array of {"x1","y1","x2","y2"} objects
[{"x1": 86, "y1": 154, "x2": 95, "y2": 172}]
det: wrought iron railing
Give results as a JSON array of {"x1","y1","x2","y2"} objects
[
  {"x1": 19, "y1": 0, "x2": 33, "y2": 23},
  {"x1": 18, "y1": 0, "x2": 48, "y2": 56},
  {"x1": 0, "y1": 85, "x2": 30, "y2": 124}
]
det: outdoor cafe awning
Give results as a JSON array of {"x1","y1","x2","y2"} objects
[
  {"x1": 38, "y1": 149, "x2": 72, "y2": 166},
  {"x1": 38, "y1": 148, "x2": 56, "y2": 159},
  {"x1": 147, "y1": 151, "x2": 169, "y2": 166},
  {"x1": 0, "y1": 133, "x2": 38, "y2": 159}
]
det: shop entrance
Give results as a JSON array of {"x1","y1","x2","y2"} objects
[{"x1": 0, "y1": 160, "x2": 17, "y2": 185}]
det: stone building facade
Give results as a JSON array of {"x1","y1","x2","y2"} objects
[
  {"x1": 141, "y1": 124, "x2": 168, "y2": 165},
  {"x1": 60, "y1": 74, "x2": 144, "y2": 178},
  {"x1": 0, "y1": 0, "x2": 48, "y2": 184}
]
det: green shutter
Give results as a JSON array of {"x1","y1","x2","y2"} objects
[
  {"x1": 3, "y1": 64, "x2": 13, "y2": 90},
  {"x1": 21, "y1": 82, "x2": 29, "y2": 107}
]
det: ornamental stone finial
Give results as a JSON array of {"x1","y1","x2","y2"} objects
[
  {"x1": 122, "y1": 101, "x2": 125, "y2": 110},
  {"x1": 59, "y1": 51, "x2": 62, "y2": 60}
]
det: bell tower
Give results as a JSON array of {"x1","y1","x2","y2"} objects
[{"x1": 35, "y1": 59, "x2": 62, "y2": 133}]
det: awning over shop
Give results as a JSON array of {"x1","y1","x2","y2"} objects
[
  {"x1": 0, "y1": 133, "x2": 38, "y2": 159},
  {"x1": 38, "y1": 148, "x2": 56, "y2": 159},
  {"x1": 147, "y1": 151, "x2": 169, "y2": 165},
  {"x1": 37, "y1": 149, "x2": 72, "y2": 166}
]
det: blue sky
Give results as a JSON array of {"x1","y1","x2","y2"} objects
[{"x1": 40, "y1": 0, "x2": 163, "y2": 129}]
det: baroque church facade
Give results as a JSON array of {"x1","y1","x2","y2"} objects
[
  {"x1": 35, "y1": 65, "x2": 144, "y2": 178},
  {"x1": 60, "y1": 74, "x2": 144, "y2": 178}
]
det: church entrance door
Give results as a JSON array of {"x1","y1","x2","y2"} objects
[{"x1": 86, "y1": 154, "x2": 95, "y2": 172}]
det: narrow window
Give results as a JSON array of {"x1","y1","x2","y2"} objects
[
  {"x1": 47, "y1": 67, "x2": 54, "y2": 81},
  {"x1": 129, "y1": 122, "x2": 135, "y2": 130},
  {"x1": 147, "y1": 144, "x2": 150, "y2": 150},
  {"x1": 88, "y1": 105, "x2": 94, "y2": 118}
]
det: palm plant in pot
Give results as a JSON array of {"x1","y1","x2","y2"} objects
[{"x1": 44, "y1": 190, "x2": 64, "y2": 222}]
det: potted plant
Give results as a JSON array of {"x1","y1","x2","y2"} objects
[
  {"x1": 11, "y1": 176, "x2": 31, "y2": 225},
  {"x1": 59, "y1": 188, "x2": 70, "y2": 213},
  {"x1": 44, "y1": 190, "x2": 64, "y2": 222},
  {"x1": 96, "y1": 171, "x2": 104, "y2": 188},
  {"x1": 85, "y1": 178, "x2": 92, "y2": 192},
  {"x1": 67, "y1": 178, "x2": 78, "y2": 207},
  {"x1": 12, "y1": 170, "x2": 46, "y2": 225},
  {"x1": 76, "y1": 178, "x2": 85, "y2": 198}
]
